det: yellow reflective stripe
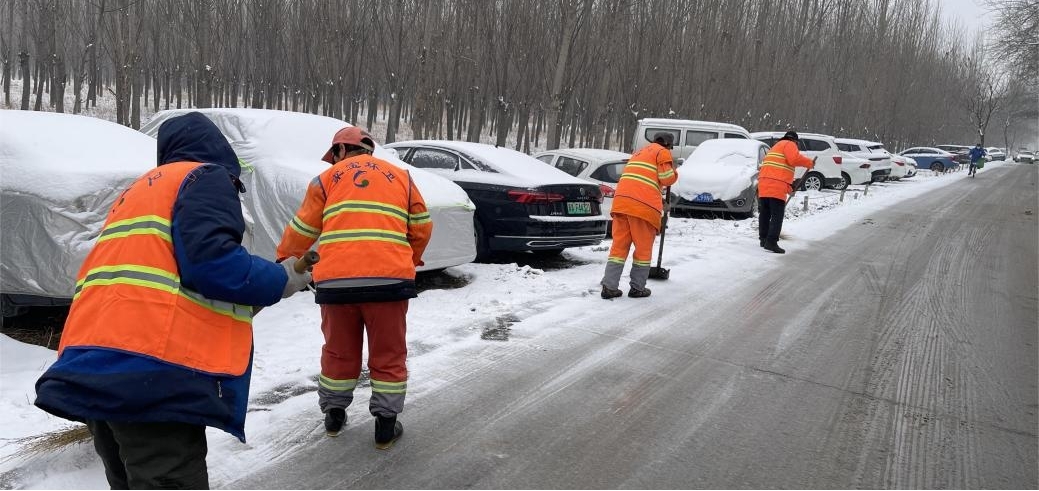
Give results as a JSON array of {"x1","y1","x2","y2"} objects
[
  {"x1": 658, "y1": 169, "x2": 675, "y2": 180},
  {"x1": 633, "y1": 259, "x2": 652, "y2": 266},
  {"x1": 626, "y1": 161, "x2": 658, "y2": 173},
  {"x1": 319, "y1": 228, "x2": 410, "y2": 247},
  {"x1": 97, "y1": 215, "x2": 173, "y2": 243},
  {"x1": 74, "y1": 265, "x2": 250, "y2": 323},
  {"x1": 370, "y1": 379, "x2": 407, "y2": 394},
  {"x1": 323, "y1": 200, "x2": 408, "y2": 223},
  {"x1": 620, "y1": 174, "x2": 661, "y2": 190},
  {"x1": 319, "y1": 375, "x2": 358, "y2": 391},
  {"x1": 607, "y1": 256, "x2": 626, "y2": 264},
  {"x1": 409, "y1": 212, "x2": 431, "y2": 224},
  {"x1": 290, "y1": 217, "x2": 320, "y2": 239},
  {"x1": 761, "y1": 161, "x2": 794, "y2": 171},
  {"x1": 766, "y1": 152, "x2": 785, "y2": 158}
]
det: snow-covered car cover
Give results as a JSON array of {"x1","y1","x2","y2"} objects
[
  {"x1": 139, "y1": 108, "x2": 476, "y2": 272},
  {"x1": 0, "y1": 110, "x2": 157, "y2": 304},
  {"x1": 673, "y1": 139, "x2": 767, "y2": 201}
]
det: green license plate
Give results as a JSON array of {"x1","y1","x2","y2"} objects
[{"x1": 566, "y1": 202, "x2": 592, "y2": 215}]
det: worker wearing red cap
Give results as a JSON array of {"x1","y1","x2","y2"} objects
[{"x1": 277, "y1": 126, "x2": 432, "y2": 449}]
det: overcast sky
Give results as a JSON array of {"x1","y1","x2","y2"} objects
[{"x1": 939, "y1": 0, "x2": 993, "y2": 33}]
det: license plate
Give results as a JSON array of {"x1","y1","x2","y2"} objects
[
  {"x1": 566, "y1": 202, "x2": 592, "y2": 215},
  {"x1": 693, "y1": 193, "x2": 714, "y2": 203}
]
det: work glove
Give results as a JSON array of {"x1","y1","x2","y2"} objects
[{"x1": 280, "y1": 256, "x2": 314, "y2": 298}]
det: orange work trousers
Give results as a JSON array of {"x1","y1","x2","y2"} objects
[{"x1": 602, "y1": 213, "x2": 658, "y2": 290}]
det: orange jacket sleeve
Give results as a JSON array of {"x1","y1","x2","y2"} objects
[
  {"x1": 406, "y1": 179, "x2": 433, "y2": 267},
  {"x1": 784, "y1": 142, "x2": 814, "y2": 169},
  {"x1": 656, "y1": 147, "x2": 678, "y2": 187},
  {"x1": 276, "y1": 176, "x2": 325, "y2": 261}
]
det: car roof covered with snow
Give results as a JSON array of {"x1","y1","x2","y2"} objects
[
  {"x1": 536, "y1": 148, "x2": 630, "y2": 164},
  {"x1": 387, "y1": 140, "x2": 594, "y2": 187},
  {"x1": 140, "y1": 109, "x2": 476, "y2": 270},
  {"x1": 673, "y1": 139, "x2": 763, "y2": 201}
]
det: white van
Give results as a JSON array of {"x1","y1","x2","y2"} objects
[{"x1": 632, "y1": 118, "x2": 751, "y2": 161}]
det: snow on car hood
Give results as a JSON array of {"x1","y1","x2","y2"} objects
[
  {"x1": 394, "y1": 140, "x2": 594, "y2": 188},
  {"x1": 673, "y1": 139, "x2": 761, "y2": 201}
]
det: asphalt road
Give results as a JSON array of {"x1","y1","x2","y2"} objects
[{"x1": 233, "y1": 165, "x2": 1037, "y2": 489}]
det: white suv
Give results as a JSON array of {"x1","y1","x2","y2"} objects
[
  {"x1": 835, "y1": 138, "x2": 894, "y2": 182},
  {"x1": 751, "y1": 132, "x2": 844, "y2": 190},
  {"x1": 633, "y1": 119, "x2": 751, "y2": 161}
]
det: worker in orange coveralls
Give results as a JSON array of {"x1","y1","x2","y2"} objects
[
  {"x1": 600, "y1": 133, "x2": 678, "y2": 299},
  {"x1": 758, "y1": 130, "x2": 814, "y2": 254},
  {"x1": 276, "y1": 126, "x2": 432, "y2": 449}
]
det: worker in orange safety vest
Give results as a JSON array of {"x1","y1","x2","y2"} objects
[
  {"x1": 276, "y1": 126, "x2": 432, "y2": 449},
  {"x1": 600, "y1": 133, "x2": 678, "y2": 299},
  {"x1": 758, "y1": 131, "x2": 814, "y2": 254}
]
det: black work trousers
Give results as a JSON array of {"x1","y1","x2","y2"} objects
[
  {"x1": 86, "y1": 420, "x2": 209, "y2": 490},
  {"x1": 758, "y1": 197, "x2": 787, "y2": 244}
]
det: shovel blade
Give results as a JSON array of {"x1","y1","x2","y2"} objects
[{"x1": 648, "y1": 267, "x2": 670, "y2": 280}]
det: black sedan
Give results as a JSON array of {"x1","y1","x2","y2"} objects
[{"x1": 385, "y1": 141, "x2": 608, "y2": 260}]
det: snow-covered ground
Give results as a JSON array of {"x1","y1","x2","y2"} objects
[{"x1": 0, "y1": 159, "x2": 1015, "y2": 489}]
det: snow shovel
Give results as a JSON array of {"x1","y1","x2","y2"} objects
[
  {"x1": 648, "y1": 187, "x2": 673, "y2": 281},
  {"x1": 253, "y1": 250, "x2": 319, "y2": 315}
]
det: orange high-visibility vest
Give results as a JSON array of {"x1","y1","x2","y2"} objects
[
  {"x1": 59, "y1": 162, "x2": 255, "y2": 376},
  {"x1": 758, "y1": 139, "x2": 815, "y2": 201},
  {"x1": 277, "y1": 155, "x2": 432, "y2": 284},
  {"x1": 611, "y1": 143, "x2": 678, "y2": 229}
]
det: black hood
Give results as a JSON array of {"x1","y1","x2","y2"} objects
[{"x1": 156, "y1": 112, "x2": 240, "y2": 178}]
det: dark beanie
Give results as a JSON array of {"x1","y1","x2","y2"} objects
[{"x1": 781, "y1": 131, "x2": 799, "y2": 142}]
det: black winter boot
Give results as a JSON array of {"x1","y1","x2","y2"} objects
[
  {"x1": 601, "y1": 286, "x2": 623, "y2": 299},
  {"x1": 325, "y1": 408, "x2": 346, "y2": 437},
  {"x1": 764, "y1": 241, "x2": 786, "y2": 254},
  {"x1": 374, "y1": 415, "x2": 403, "y2": 450},
  {"x1": 628, "y1": 287, "x2": 652, "y2": 298},
  {"x1": 759, "y1": 238, "x2": 766, "y2": 248}
]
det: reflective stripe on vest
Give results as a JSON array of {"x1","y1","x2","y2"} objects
[
  {"x1": 370, "y1": 379, "x2": 407, "y2": 394},
  {"x1": 760, "y1": 148, "x2": 796, "y2": 184},
  {"x1": 620, "y1": 161, "x2": 662, "y2": 192},
  {"x1": 59, "y1": 162, "x2": 254, "y2": 376}
]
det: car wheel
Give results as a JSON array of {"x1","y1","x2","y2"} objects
[
  {"x1": 473, "y1": 218, "x2": 492, "y2": 262},
  {"x1": 929, "y1": 162, "x2": 943, "y2": 173},
  {"x1": 834, "y1": 173, "x2": 850, "y2": 190},
  {"x1": 802, "y1": 172, "x2": 824, "y2": 191}
]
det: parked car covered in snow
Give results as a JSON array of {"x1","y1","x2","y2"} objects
[
  {"x1": 1, "y1": 111, "x2": 157, "y2": 316},
  {"x1": 140, "y1": 109, "x2": 477, "y2": 271},
  {"x1": 751, "y1": 131, "x2": 844, "y2": 190},
  {"x1": 835, "y1": 138, "x2": 893, "y2": 182},
  {"x1": 633, "y1": 118, "x2": 751, "y2": 161},
  {"x1": 532, "y1": 148, "x2": 630, "y2": 219},
  {"x1": 986, "y1": 147, "x2": 1006, "y2": 161},
  {"x1": 671, "y1": 139, "x2": 768, "y2": 217},
  {"x1": 889, "y1": 153, "x2": 916, "y2": 179},
  {"x1": 386, "y1": 140, "x2": 608, "y2": 260},
  {"x1": 899, "y1": 147, "x2": 959, "y2": 172}
]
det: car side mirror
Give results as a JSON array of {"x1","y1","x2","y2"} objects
[{"x1": 675, "y1": 158, "x2": 685, "y2": 167}]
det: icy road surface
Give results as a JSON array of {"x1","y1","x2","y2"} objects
[{"x1": 232, "y1": 165, "x2": 1037, "y2": 488}]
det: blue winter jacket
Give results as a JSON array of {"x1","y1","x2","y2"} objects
[
  {"x1": 34, "y1": 112, "x2": 287, "y2": 442},
  {"x1": 969, "y1": 146, "x2": 987, "y2": 162}
]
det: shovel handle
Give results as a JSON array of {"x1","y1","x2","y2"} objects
[{"x1": 296, "y1": 250, "x2": 320, "y2": 273}]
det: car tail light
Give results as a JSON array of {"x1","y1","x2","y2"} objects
[
  {"x1": 507, "y1": 189, "x2": 565, "y2": 204},
  {"x1": 896, "y1": 161, "x2": 905, "y2": 166},
  {"x1": 833, "y1": 155, "x2": 842, "y2": 164},
  {"x1": 598, "y1": 184, "x2": 615, "y2": 198},
  {"x1": 859, "y1": 163, "x2": 870, "y2": 169}
]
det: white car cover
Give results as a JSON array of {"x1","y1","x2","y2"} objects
[
  {"x1": 139, "y1": 108, "x2": 476, "y2": 272},
  {"x1": 0, "y1": 111, "x2": 157, "y2": 304}
]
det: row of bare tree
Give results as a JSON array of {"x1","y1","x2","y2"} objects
[{"x1": 1, "y1": 0, "x2": 1035, "y2": 153}]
